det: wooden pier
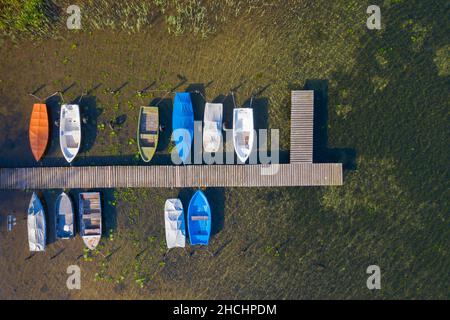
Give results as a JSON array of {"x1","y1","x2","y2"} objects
[
  {"x1": 0, "y1": 91, "x2": 343, "y2": 189},
  {"x1": 290, "y1": 90, "x2": 314, "y2": 163},
  {"x1": 0, "y1": 163, "x2": 342, "y2": 189}
]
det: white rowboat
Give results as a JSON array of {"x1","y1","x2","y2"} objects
[
  {"x1": 203, "y1": 102, "x2": 223, "y2": 153},
  {"x1": 27, "y1": 192, "x2": 46, "y2": 252},
  {"x1": 233, "y1": 108, "x2": 254, "y2": 163},
  {"x1": 79, "y1": 192, "x2": 102, "y2": 250},
  {"x1": 60, "y1": 104, "x2": 81, "y2": 163},
  {"x1": 164, "y1": 199, "x2": 186, "y2": 249}
]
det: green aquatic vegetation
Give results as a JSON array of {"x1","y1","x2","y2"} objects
[
  {"x1": 167, "y1": 140, "x2": 176, "y2": 154},
  {"x1": 134, "y1": 277, "x2": 146, "y2": 288},
  {"x1": 166, "y1": 15, "x2": 183, "y2": 36},
  {"x1": 402, "y1": 19, "x2": 430, "y2": 52},
  {"x1": 165, "y1": 0, "x2": 214, "y2": 38},
  {"x1": 434, "y1": 45, "x2": 450, "y2": 77},
  {"x1": 126, "y1": 100, "x2": 135, "y2": 110},
  {"x1": 108, "y1": 229, "x2": 115, "y2": 241},
  {"x1": 371, "y1": 75, "x2": 389, "y2": 93},
  {"x1": 322, "y1": 157, "x2": 401, "y2": 215},
  {"x1": 0, "y1": 0, "x2": 48, "y2": 36},
  {"x1": 153, "y1": 0, "x2": 168, "y2": 13},
  {"x1": 83, "y1": 248, "x2": 94, "y2": 262},
  {"x1": 335, "y1": 104, "x2": 352, "y2": 119}
]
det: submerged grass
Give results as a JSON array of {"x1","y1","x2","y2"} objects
[{"x1": 0, "y1": 0, "x2": 49, "y2": 37}]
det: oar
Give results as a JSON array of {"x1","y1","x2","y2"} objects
[
  {"x1": 231, "y1": 91, "x2": 237, "y2": 108},
  {"x1": 193, "y1": 90, "x2": 207, "y2": 102}
]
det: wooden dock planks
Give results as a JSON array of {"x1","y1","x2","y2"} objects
[
  {"x1": 291, "y1": 90, "x2": 314, "y2": 163},
  {"x1": 0, "y1": 163, "x2": 342, "y2": 189}
]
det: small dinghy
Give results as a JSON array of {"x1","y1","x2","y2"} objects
[
  {"x1": 164, "y1": 199, "x2": 186, "y2": 249},
  {"x1": 233, "y1": 108, "x2": 254, "y2": 163},
  {"x1": 27, "y1": 192, "x2": 46, "y2": 252},
  {"x1": 79, "y1": 192, "x2": 102, "y2": 250},
  {"x1": 60, "y1": 104, "x2": 81, "y2": 163},
  {"x1": 188, "y1": 190, "x2": 211, "y2": 245},
  {"x1": 29, "y1": 103, "x2": 49, "y2": 161},
  {"x1": 137, "y1": 106, "x2": 159, "y2": 162},
  {"x1": 172, "y1": 92, "x2": 194, "y2": 164},
  {"x1": 203, "y1": 102, "x2": 223, "y2": 153},
  {"x1": 55, "y1": 192, "x2": 74, "y2": 239}
]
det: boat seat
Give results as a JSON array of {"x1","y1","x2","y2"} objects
[
  {"x1": 140, "y1": 133, "x2": 156, "y2": 140},
  {"x1": 64, "y1": 121, "x2": 79, "y2": 132},
  {"x1": 237, "y1": 133, "x2": 250, "y2": 147},
  {"x1": 82, "y1": 213, "x2": 100, "y2": 219},
  {"x1": 191, "y1": 215, "x2": 209, "y2": 221},
  {"x1": 64, "y1": 135, "x2": 79, "y2": 148},
  {"x1": 166, "y1": 209, "x2": 182, "y2": 214},
  {"x1": 84, "y1": 228, "x2": 101, "y2": 235}
]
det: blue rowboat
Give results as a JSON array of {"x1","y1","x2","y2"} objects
[
  {"x1": 172, "y1": 92, "x2": 194, "y2": 164},
  {"x1": 188, "y1": 190, "x2": 211, "y2": 245}
]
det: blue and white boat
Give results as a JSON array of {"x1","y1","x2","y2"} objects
[
  {"x1": 187, "y1": 190, "x2": 211, "y2": 245},
  {"x1": 172, "y1": 92, "x2": 194, "y2": 164}
]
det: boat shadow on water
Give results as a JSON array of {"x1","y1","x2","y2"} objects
[
  {"x1": 149, "y1": 97, "x2": 172, "y2": 152},
  {"x1": 76, "y1": 94, "x2": 102, "y2": 155},
  {"x1": 289, "y1": 79, "x2": 357, "y2": 170}
]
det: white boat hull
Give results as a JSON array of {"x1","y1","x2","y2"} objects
[
  {"x1": 60, "y1": 104, "x2": 81, "y2": 163},
  {"x1": 27, "y1": 192, "x2": 46, "y2": 252},
  {"x1": 233, "y1": 108, "x2": 254, "y2": 163},
  {"x1": 164, "y1": 199, "x2": 186, "y2": 249},
  {"x1": 55, "y1": 192, "x2": 74, "y2": 239},
  {"x1": 79, "y1": 192, "x2": 102, "y2": 250},
  {"x1": 203, "y1": 103, "x2": 223, "y2": 153}
]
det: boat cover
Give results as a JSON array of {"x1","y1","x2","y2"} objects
[
  {"x1": 60, "y1": 104, "x2": 81, "y2": 163},
  {"x1": 233, "y1": 108, "x2": 254, "y2": 163},
  {"x1": 172, "y1": 93, "x2": 194, "y2": 164},
  {"x1": 164, "y1": 199, "x2": 186, "y2": 248},
  {"x1": 203, "y1": 103, "x2": 223, "y2": 153},
  {"x1": 56, "y1": 192, "x2": 74, "y2": 239},
  {"x1": 28, "y1": 192, "x2": 46, "y2": 251}
]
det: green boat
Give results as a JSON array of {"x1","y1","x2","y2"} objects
[{"x1": 137, "y1": 106, "x2": 159, "y2": 162}]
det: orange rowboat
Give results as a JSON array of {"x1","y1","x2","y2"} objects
[{"x1": 29, "y1": 103, "x2": 49, "y2": 161}]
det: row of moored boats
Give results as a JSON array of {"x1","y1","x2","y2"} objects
[
  {"x1": 27, "y1": 190, "x2": 211, "y2": 252},
  {"x1": 28, "y1": 192, "x2": 102, "y2": 251},
  {"x1": 29, "y1": 92, "x2": 254, "y2": 163}
]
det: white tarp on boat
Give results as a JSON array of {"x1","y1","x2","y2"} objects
[
  {"x1": 164, "y1": 199, "x2": 186, "y2": 249},
  {"x1": 203, "y1": 103, "x2": 223, "y2": 153},
  {"x1": 60, "y1": 104, "x2": 81, "y2": 163},
  {"x1": 56, "y1": 192, "x2": 74, "y2": 239},
  {"x1": 233, "y1": 108, "x2": 254, "y2": 163},
  {"x1": 27, "y1": 192, "x2": 46, "y2": 252}
]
